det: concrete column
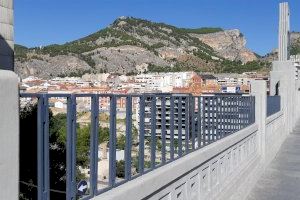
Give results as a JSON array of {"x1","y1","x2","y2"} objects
[
  {"x1": 278, "y1": 2, "x2": 290, "y2": 61},
  {"x1": 251, "y1": 80, "x2": 267, "y2": 163},
  {"x1": 0, "y1": 0, "x2": 14, "y2": 71},
  {"x1": 0, "y1": 70, "x2": 19, "y2": 200}
]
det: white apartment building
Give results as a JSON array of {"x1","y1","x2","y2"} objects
[{"x1": 134, "y1": 72, "x2": 195, "y2": 92}]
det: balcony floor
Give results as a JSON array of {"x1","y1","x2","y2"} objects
[{"x1": 247, "y1": 124, "x2": 300, "y2": 200}]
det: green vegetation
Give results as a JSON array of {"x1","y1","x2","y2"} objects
[
  {"x1": 116, "y1": 160, "x2": 125, "y2": 178},
  {"x1": 291, "y1": 44, "x2": 300, "y2": 55},
  {"x1": 180, "y1": 27, "x2": 223, "y2": 34},
  {"x1": 20, "y1": 106, "x2": 129, "y2": 199},
  {"x1": 117, "y1": 134, "x2": 126, "y2": 150},
  {"x1": 148, "y1": 60, "x2": 271, "y2": 74},
  {"x1": 58, "y1": 69, "x2": 93, "y2": 78},
  {"x1": 219, "y1": 60, "x2": 271, "y2": 73},
  {"x1": 20, "y1": 106, "x2": 67, "y2": 199},
  {"x1": 15, "y1": 44, "x2": 29, "y2": 62}
]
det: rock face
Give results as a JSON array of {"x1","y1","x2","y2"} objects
[
  {"x1": 192, "y1": 29, "x2": 257, "y2": 63},
  {"x1": 261, "y1": 32, "x2": 300, "y2": 62},
  {"x1": 15, "y1": 17, "x2": 260, "y2": 79},
  {"x1": 290, "y1": 32, "x2": 300, "y2": 44},
  {"x1": 85, "y1": 45, "x2": 169, "y2": 75},
  {"x1": 15, "y1": 55, "x2": 91, "y2": 79}
]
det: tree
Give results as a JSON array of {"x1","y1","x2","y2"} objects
[
  {"x1": 20, "y1": 106, "x2": 109, "y2": 199},
  {"x1": 99, "y1": 127, "x2": 110, "y2": 144},
  {"x1": 116, "y1": 160, "x2": 125, "y2": 178},
  {"x1": 117, "y1": 134, "x2": 126, "y2": 150},
  {"x1": 20, "y1": 105, "x2": 67, "y2": 199},
  {"x1": 174, "y1": 139, "x2": 179, "y2": 153}
]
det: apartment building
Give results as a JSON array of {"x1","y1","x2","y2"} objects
[{"x1": 136, "y1": 94, "x2": 191, "y2": 141}]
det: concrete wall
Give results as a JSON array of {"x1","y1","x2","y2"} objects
[
  {"x1": 96, "y1": 125, "x2": 259, "y2": 200},
  {"x1": 270, "y1": 61, "x2": 300, "y2": 132},
  {"x1": 0, "y1": 70, "x2": 19, "y2": 200},
  {"x1": 0, "y1": 0, "x2": 14, "y2": 71}
]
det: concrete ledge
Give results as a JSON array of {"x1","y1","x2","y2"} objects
[
  {"x1": 266, "y1": 110, "x2": 283, "y2": 125},
  {"x1": 0, "y1": 70, "x2": 19, "y2": 200},
  {"x1": 95, "y1": 124, "x2": 258, "y2": 200}
]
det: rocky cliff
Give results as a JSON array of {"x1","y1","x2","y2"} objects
[{"x1": 191, "y1": 29, "x2": 257, "y2": 63}]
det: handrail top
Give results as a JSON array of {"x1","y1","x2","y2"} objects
[{"x1": 20, "y1": 92, "x2": 252, "y2": 98}]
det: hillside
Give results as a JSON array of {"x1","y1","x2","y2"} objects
[
  {"x1": 15, "y1": 17, "x2": 269, "y2": 79},
  {"x1": 262, "y1": 32, "x2": 300, "y2": 61},
  {"x1": 290, "y1": 32, "x2": 300, "y2": 56}
]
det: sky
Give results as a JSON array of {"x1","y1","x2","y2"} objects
[{"x1": 15, "y1": 0, "x2": 300, "y2": 56}]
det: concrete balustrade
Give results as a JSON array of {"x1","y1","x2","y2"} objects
[
  {"x1": 0, "y1": 70, "x2": 19, "y2": 200},
  {"x1": 265, "y1": 111, "x2": 285, "y2": 166},
  {"x1": 96, "y1": 125, "x2": 259, "y2": 200},
  {"x1": 0, "y1": 72, "x2": 294, "y2": 200},
  {"x1": 93, "y1": 78, "x2": 294, "y2": 200}
]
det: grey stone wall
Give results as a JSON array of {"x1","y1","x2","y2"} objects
[{"x1": 0, "y1": 0, "x2": 14, "y2": 71}]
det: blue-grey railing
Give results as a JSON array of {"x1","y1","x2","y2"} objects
[
  {"x1": 20, "y1": 93, "x2": 255, "y2": 200},
  {"x1": 267, "y1": 96, "x2": 281, "y2": 117}
]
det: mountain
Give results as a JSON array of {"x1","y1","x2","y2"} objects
[
  {"x1": 15, "y1": 17, "x2": 270, "y2": 79},
  {"x1": 262, "y1": 32, "x2": 300, "y2": 62}
]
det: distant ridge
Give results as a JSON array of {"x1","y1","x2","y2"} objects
[{"x1": 15, "y1": 17, "x2": 270, "y2": 78}]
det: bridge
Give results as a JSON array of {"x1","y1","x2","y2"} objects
[{"x1": 1, "y1": 1, "x2": 300, "y2": 200}]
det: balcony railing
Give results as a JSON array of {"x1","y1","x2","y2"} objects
[
  {"x1": 267, "y1": 96, "x2": 281, "y2": 117},
  {"x1": 19, "y1": 93, "x2": 255, "y2": 200}
]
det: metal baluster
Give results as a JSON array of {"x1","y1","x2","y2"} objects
[
  {"x1": 138, "y1": 95, "x2": 145, "y2": 174},
  {"x1": 225, "y1": 96, "x2": 229, "y2": 136},
  {"x1": 170, "y1": 96, "x2": 175, "y2": 160},
  {"x1": 217, "y1": 97, "x2": 221, "y2": 140},
  {"x1": 221, "y1": 97, "x2": 225, "y2": 138},
  {"x1": 125, "y1": 96, "x2": 133, "y2": 180},
  {"x1": 191, "y1": 96, "x2": 196, "y2": 150},
  {"x1": 150, "y1": 96, "x2": 156, "y2": 169},
  {"x1": 197, "y1": 97, "x2": 202, "y2": 148},
  {"x1": 213, "y1": 97, "x2": 217, "y2": 141},
  {"x1": 37, "y1": 94, "x2": 50, "y2": 200},
  {"x1": 109, "y1": 95, "x2": 117, "y2": 187},
  {"x1": 178, "y1": 96, "x2": 183, "y2": 157},
  {"x1": 185, "y1": 96, "x2": 189, "y2": 154},
  {"x1": 90, "y1": 95, "x2": 99, "y2": 196},
  {"x1": 202, "y1": 97, "x2": 207, "y2": 146},
  {"x1": 161, "y1": 96, "x2": 166, "y2": 164},
  {"x1": 208, "y1": 97, "x2": 212, "y2": 144},
  {"x1": 66, "y1": 95, "x2": 76, "y2": 200}
]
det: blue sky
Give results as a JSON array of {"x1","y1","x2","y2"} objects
[{"x1": 15, "y1": 0, "x2": 299, "y2": 55}]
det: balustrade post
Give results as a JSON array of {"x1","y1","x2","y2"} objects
[
  {"x1": 250, "y1": 80, "x2": 267, "y2": 164},
  {"x1": 0, "y1": 70, "x2": 19, "y2": 200}
]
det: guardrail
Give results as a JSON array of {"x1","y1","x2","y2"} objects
[
  {"x1": 267, "y1": 96, "x2": 281, "y2": 117},
  {"x1": 19, "y1": 93, "x2": 255, "y2": 200}
]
